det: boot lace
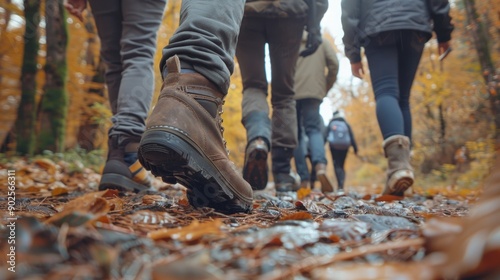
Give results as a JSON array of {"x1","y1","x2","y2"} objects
[{"x1": 218, "y1": 100, "x2": 230, "y2": 155}]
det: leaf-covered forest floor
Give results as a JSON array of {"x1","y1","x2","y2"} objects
[{"x1": 0, "y1": 157, "x2": 483, "y2": 279}]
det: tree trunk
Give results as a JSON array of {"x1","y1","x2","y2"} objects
[
  {"x1": 463, "y1": 0, "x2": 500, "y2": 148},
  {"x1": 77, "y1": 12, "x2": 106, "y2": 151},
  {"x1": 37, "y1": 0, "x2": 68, "y2": 153},
  {"x1": 13, "y1": 0, "x2": 41, "y2": 156},
  {"x1": 439, "y1": 103, "x2": 446, "y2": 156},
  {"x1": 0, "y1": 0, "x2": 13, "y2": 87}
]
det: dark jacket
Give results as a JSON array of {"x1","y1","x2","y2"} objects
[
  {"x1": 341, "y1": 0, "x2": 454, "y2": 63},
  {"x1": 244, "y1": 0, "x2": 309, "y2": 18},
  {"x1": 326, "y1": 117, "x2": 358, "y2": 153}
]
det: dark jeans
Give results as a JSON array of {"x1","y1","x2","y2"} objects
[
  {"x1": 89, "y1": 0, "x2": 166, "y2": 145},
  {"x1": 294, "y1": 98, "x2": 327, "y2": 181},
  {"x1": 237, "y1": 16, "x2": 305, "y2": 151},
  {"x1": 364, "y1": 30, "x2": 426, "y2": 141},
  {"x1": 329, "y1": 147, "x2": 348, "y2": 189},
  {"x1": 160, "y1": 0, "x2": 246, "y2": 94}
]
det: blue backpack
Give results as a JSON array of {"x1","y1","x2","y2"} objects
[{"x1": 327, "y1": 120, "x2": 351, "y2": 150}]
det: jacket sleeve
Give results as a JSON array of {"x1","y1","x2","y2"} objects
[
  {"x1": 341, "y1": 0, "x2": 362, "y2": 63},
  {"x1": 428, "y1": 0, "x2": 454, "y2": 42},
  {"x1": 323, "y1": 40, "x2": 339, "y2": 91},
  {"x1": 347, "y1": 122, "x2": 358, "y2": 153}
]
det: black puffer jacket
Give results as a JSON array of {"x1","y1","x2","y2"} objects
[{"x1": 341, "y1": 0, "x2": 454, "y2": 63}]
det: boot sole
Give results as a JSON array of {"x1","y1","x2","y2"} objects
[
  {"x1": 99, "y1": 173, "x2": 150, "y2": 193},
  {"x1": 317, "y1": 173, "x2": 334, "y2": 193},
  {"x1": 138, "y1": 129, "x2": 252, "y2": 214},
  {"x1": 243, "y1": 147, "x2": 268, "y2": 190},
  {"x1": 385, "y1": 170, "x2": 414, "y2": 196}
]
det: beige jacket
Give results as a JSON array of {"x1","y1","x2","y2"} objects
[{"x1": 294, "y1": 34, "x2": 339, "y2": 101}]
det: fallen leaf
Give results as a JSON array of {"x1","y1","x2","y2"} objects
[
  {"x1": 329, "y1": 235, "x2": 341, "y2": 243},
  {"x1": 362, "y1": 194, "x2": 372, "y2": 200},
  {"x1": 375, "y1": 194, "x2": 404, "y2": 202},
  {"x1": 297, "y1": 187, "x2": 312, "y2": 200},
  {"x1": 280, "y1": 212, "x2": 313, "y2": 221},
  {"x1": 34, "y1": 158, "x2": 57, "y2": 175},
  {"x1": 148, "y1": 219, "x2": 225, "y2": 242},
  {"x1": 52, "y1": 187, "x2": 69, "y2": 196},
  {"x1": 295, "y1": 200, "x2": 325, "y2": 213},
  {"x1": 178, "y1": 198, "x2": 190, "y2": 207}
]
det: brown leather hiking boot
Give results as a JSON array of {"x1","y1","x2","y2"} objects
[
  {"x1": 315, "y1": 163, "x2": 334, "y2": 193},
  {"x1": 138, "y1": 56, "x2": 253, "y2": 214},
  {"x1": 243, "y1": 137, "x2": 269, "y2": 190}
]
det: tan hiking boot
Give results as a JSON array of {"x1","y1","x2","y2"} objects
[
  {"x1": 243, "y1": 137, "x2": 269, "y2": 190},
  {"x1": 138, "y1": 55, "x2": 253, "y2": 214},
  {"x1": 315, "y1": 163, "x2": 334, "y2": 193},
  {"x1": 382, "y1": 135, "x2": 414, "y2": 196}
]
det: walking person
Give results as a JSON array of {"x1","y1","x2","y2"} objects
[
  {"x1": 293, "y1": 31, "x2": 339, "y2": 192},
  {"x1": 341, "y1": 0, "x2": 453, "y2": 196},
  {"x1": 327, "y1": 111, "x2": 358, "y2": 193},
  {"x1": 237, "y1": 0, "x2": 328, "y2": 192},
  {"x1": 67, "y1": 0, "x2": 255, "y2": 214},
  {"x1": 64, "y1": 0, "x2": 167, "y2": 192}
]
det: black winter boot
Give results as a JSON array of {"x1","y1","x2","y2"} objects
[{"x1": 99, "y1": 135, "x2": 152, "y2": 192}]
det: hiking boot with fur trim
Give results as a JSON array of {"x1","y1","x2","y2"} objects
[
  {"x1": 382, "y1": 135, "x2": 414, "y2": 196},
  {"x1": 138, "y1": 55, "x2": 253, "y2": 214},
  {"x1": 99, "y1": 136, "x2": 152, "y2": 192},
  {"x1": 243, "y1": 137, "x2": 269, "y2": 190}
]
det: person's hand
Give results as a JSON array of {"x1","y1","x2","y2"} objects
[
  {"x1": 438, "y1": 41, "x2": 452, "y2": 61},
  {"x1": 64, "y1": 0, "x2": 87, "y2": 22},
  {"x1": 351, "y1": 62, "x2": 364, "y2": 79},
  {"x1": 300, "y1": 28, "x2": 322, "y2": 57}
]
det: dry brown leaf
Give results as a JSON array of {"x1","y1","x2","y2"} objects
[
  {"x1": 280, "y1": 212, "x2": 313, "y2": 221},
  {"x1": 101, "y1": 189, "x2": 120, "y2": 198},
  {"x1": 61, "y1": 191, "x2": 113, "y2": 212},
  {"x1": 177, "y1": 198, "x2": 190, "y2": 207},
  {"x1": 148, "y1": 219, "x2": 225, "y2": 242},
  {"x1": 107, "y1": 197, "x2": 124, "y2": 211},
  {"x1": 24, "y1": 186, "x2": 41, "y2": 193},
  {"x1": 33, "y1": 158, "x2": 57, "y2": 175},
  {"x1": 295, "y1": 200, "x2": 325, "y2": 213},
  {"x1": 362, "y1": 194, "x2": 372, "y2": 200},
  {"x1": 375, "y1": 194, "x2": 404, "y2": 202},
  {"x1": 94, "y1": 215, "x2": 111, "y2": 224},
  {"x1": 329, "y1": 235, "x2": 341, "y2": 243},
  {"x1": 52, "y1": 187, "x2": 69, "y2": 196},
  {"x1": 266, "y1": 236, "x2": 283, "y2": 247},
  {"x1": 45, "y1": 197, "x2": 111, "y2": 227},
  {"x1": 297, "y1": 187, "x2": 312, "y2": 200}
]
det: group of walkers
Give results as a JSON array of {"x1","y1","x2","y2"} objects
[
  {"x1": 60, "y1": 1, "x2": 500, "y2": 278},
  {"x1": 64, "y1": 0, "x2": 453, "y2": 210}
]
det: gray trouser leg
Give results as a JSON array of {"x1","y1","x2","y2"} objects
[
  {"x1": 160, "y1": 0, "x2": 245, "y2": 95},
  {"x1": 236, "y1": 17, "x2": 303, "y2": 151},
  {"x1": 89, "y1": 0, "x2": 166, "y2": 144}
]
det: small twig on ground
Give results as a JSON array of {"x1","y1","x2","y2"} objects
[{"x1": 259, "y1": 238, "x2": 425, "y2": 280}]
